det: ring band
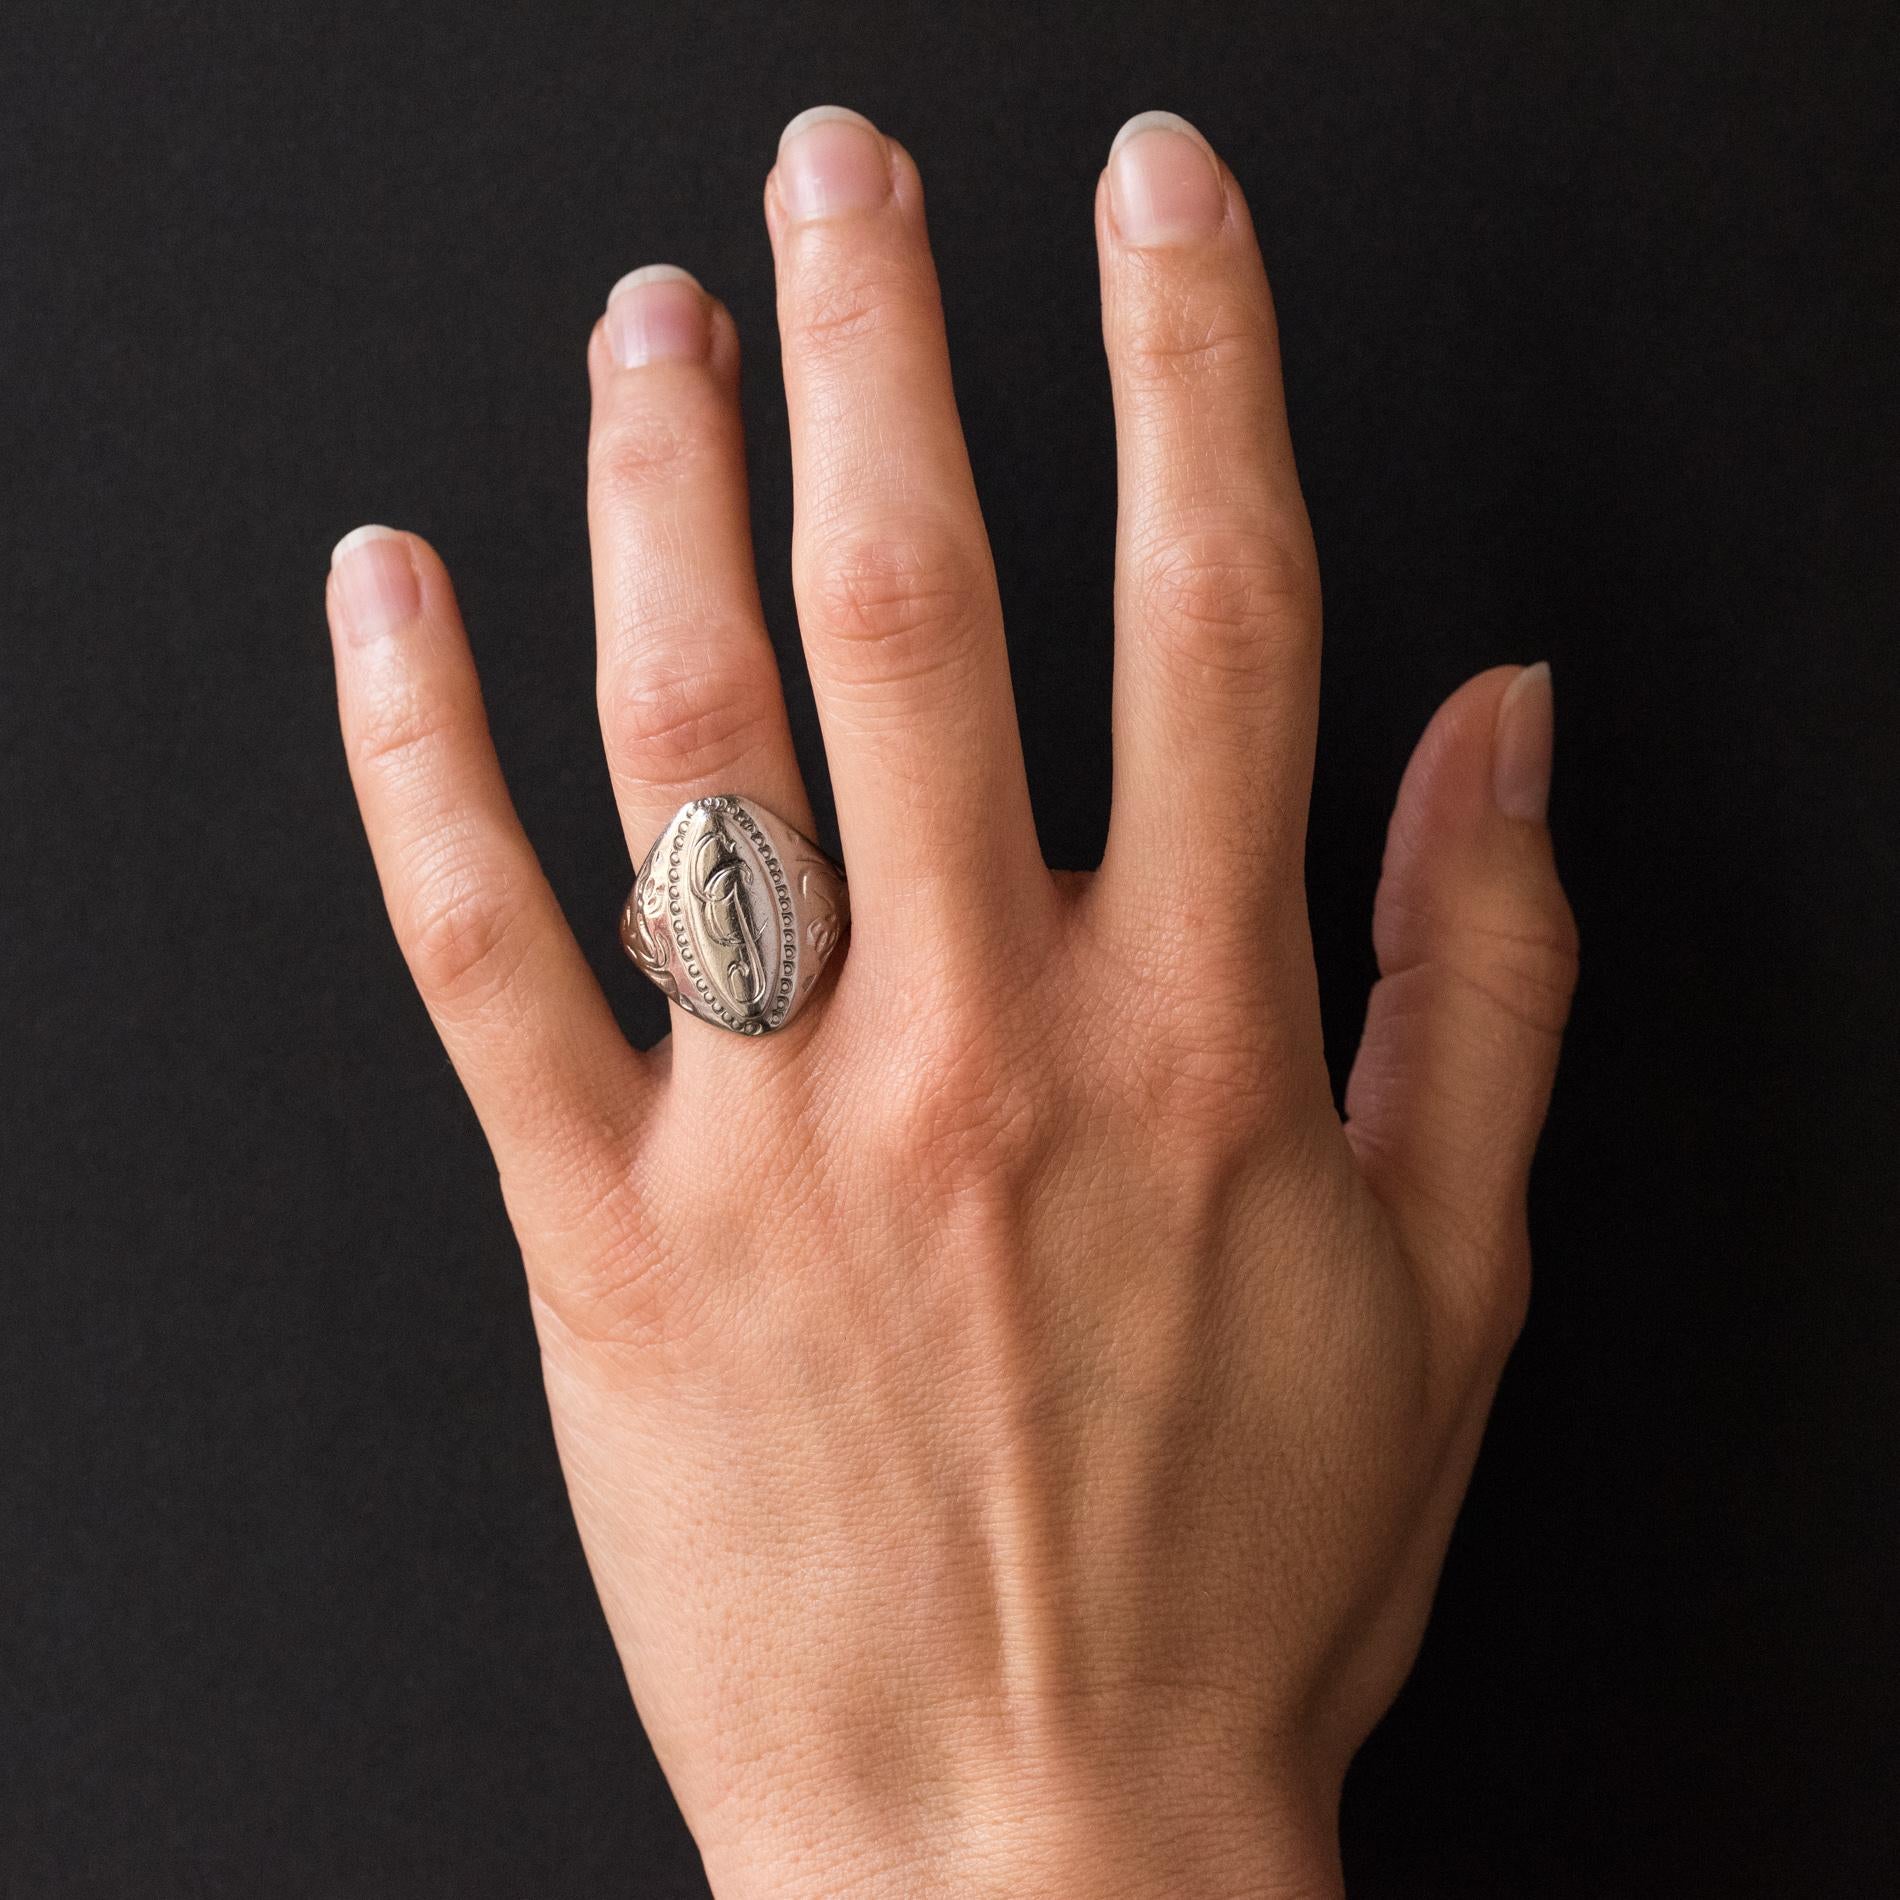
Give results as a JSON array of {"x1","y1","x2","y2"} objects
[{"x1": 620, "y1": 795, "x2": 849, "y2": 1035}]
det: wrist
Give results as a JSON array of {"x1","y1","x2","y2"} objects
[
  {"x1": 699, "y1": 1762, "x2": 1344, "y2": 1900},
  {"x1": 710, "y1": 1829, "x2": 1341, "y2": 1900}
]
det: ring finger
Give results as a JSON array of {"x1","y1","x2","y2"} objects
[{"x1": 586, "y1": 265, "x2": 816, "y2": 939}]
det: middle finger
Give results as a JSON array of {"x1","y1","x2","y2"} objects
[{"x1": 767, "y1": 107, "x2": 1047, "y2": 957}]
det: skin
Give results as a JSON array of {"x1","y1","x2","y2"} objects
[{"x1": 325, "y1": 107, "x2": 1577, "y2": 1900}]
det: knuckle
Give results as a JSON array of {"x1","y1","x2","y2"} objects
[
  {"x1": 787, "y1": 257, "x2": 923, "y2": 360},
  {"x1": 600, "y1": 642, "x2": 778, "y2": 782},
  {"x1": 1136, "y1": 1033, "x2": 1286, "y2": 1181},
  {"x1": 1375, "y1": 871, "x2": 1580, "y2": 1045},
  {"x1": 401, "y1": 855, "x2": 531, "y2": 1012},
  {"x1": 803, "y1": 520, "x2": 989, "y2": 680},
  {"x1": 870, "y1": 1021, "x2": 992, "y2": 1155},
  {"x1": 1122, "y1": 292, "x2": 1268, "y2": 381},
  {"x1": 350, "y1": 681, "x2": 460, "y2": 787},
  {"x1": 588, "y1": 407, "x2": 700, "y2": 505},
  {"x1": 1449, "y1": 900, "x2": 1580, "y2": 1041},
  {"x1": 1484, "y1": 1242, "x2": 1534, "y2": 1361},
  {"x1": 1428, "y1": 1222, "x2": 1534, "y2": 1380},
  {"x1": 1131, "y1": 523, "x2": 1319, "y2": 682},
  {"x1": 1084, "y1": 914, "x2": 1303, "y2": 1143},
  {"x1": 858, "y1": 997, "x2": 1054, "y2": 1198},
  {"x1": 526, "y1": 1180, "x2": 696, "y2": 1358}
]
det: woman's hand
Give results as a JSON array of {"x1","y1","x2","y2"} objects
[{"x1": 325, "y1": 106, "x2": 1576, "y2": 1900}]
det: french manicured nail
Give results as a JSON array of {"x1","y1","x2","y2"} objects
[
  {"x1": 1108, "y1": 111, "x2": 1226, "y2": 246},
  {"x1": 330, "y1": 525, "x2": 420, "y2": 645},
  {"x1": 1493, "y1": 662, "x2": 1555, "y2": 823},
  {"x1": 606, "y1": 264, "x2": 711, "y2": 368},
  {"x1": 776, "y1": 105, "x2": 891, "y2": 221}
]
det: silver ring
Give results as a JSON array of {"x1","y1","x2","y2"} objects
[{"x1": 620, "y1": 794, "x2": 849, "y2": 1035}]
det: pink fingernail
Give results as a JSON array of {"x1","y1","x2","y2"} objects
[
  {"x1": 775, "y1": 105, "x2": 891, "y2": 221},
  {"x1": 1108, "y1": 111, "x2": 1226, "y2": 246},
  {"x1": 1493, "y1": 662, "x2": 1555, "y2": 823},
  {"x1": 330, "y1": 525, "x2": 420, "y2": 645},
  {"x1": 606, "y1": 264, "x2": 711, "y2": 369}
]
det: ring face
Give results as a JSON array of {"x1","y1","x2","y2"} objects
[{"x1": 621, "y1": 796, "x2": 848, "y2": 1035}]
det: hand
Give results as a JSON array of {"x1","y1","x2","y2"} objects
[{"x1": 325, "y1": 106, "x2": 1576, "y2": 1900}]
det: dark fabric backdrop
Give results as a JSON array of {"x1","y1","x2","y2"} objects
[{"x1": 4, "y1": 2, "x2": 1895, "y2": 1893}]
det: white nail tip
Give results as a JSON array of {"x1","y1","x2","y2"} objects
[
  {"x1": 778, "y1": 104, "x2": 876, "y2": 151},
  {"x1": 331, "y1": 524, "x2": 402, "y2": 569},
  {"x1": 607, "y1": 263, "x2": 702, "y2": 304},
  {"x1": 1505, "y1": 659, "x2": 1555, "y2": 715},
  {"x1": 1110, "y1": 109, "x2": 1209, "y2": 156}
]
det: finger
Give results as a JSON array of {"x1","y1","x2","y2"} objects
[
  {"x1": 767, "y1": 106, "x2": 1045, "y2": 950},
  {"x1": 1094, "y1": 112, "x2": 1322, "y2": 966},
  {"x1": 587, "y1": 266, "x2": 815, "y2": 875},
  {"x1": 1344, "y1": 665, "x2": 1579, "y2": 1343},
  {"x1": 328, "y1": 527, "x2": 646, "y2": 1197}
]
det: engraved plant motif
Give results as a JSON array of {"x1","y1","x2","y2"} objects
[
  {"x1": 624, "y1": 888, "x2": 680, "y2": 1002},
  {"x1": 623, "y1": 803, "x2": 844, "y2": 1031},
  {"x1": 800, "y1": 867, "x2": 840, "y2": 961}
]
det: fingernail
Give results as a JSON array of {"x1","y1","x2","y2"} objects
[
  {"x1": 1108, "y1": 111, "x2": 1226, "y2": 246},
  {"x1": 330, "y1": 525, "x2": 420, "y2": 645},
  {"x1": 776, "y1": 105, "x2": 891, "y2": 221},
  {"x1": 606, "y1": 264, "x2": 711, "y2": 368},
  {"x1": 1493, "y1": 662, "x2": 1555, "y2": 823}
]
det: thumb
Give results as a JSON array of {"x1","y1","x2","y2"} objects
[{"x1": 1345, "y1": 664, "x2": 1579, "y2": 1321}]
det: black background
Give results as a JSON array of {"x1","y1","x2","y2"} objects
[{"x1": 4, "y1": 2, "x2": 1896, "y2": 1893}]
